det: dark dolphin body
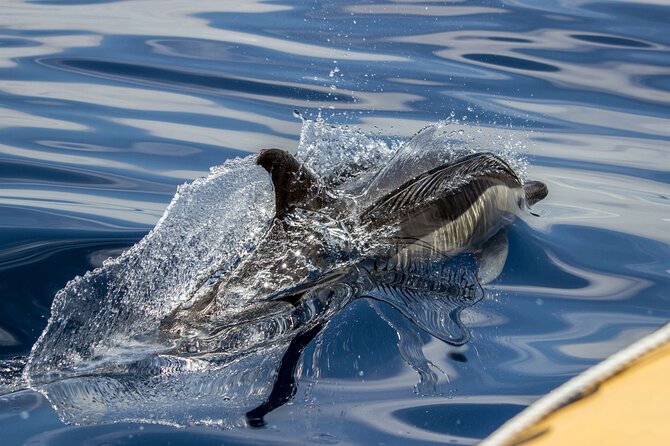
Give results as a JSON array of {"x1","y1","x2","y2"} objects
[
  {"x1": 163, "y1": 147, "x2": 547, "y2": 358},
  {"x1": 166, "y1": 148, "x2": 547, "y2": 328}
]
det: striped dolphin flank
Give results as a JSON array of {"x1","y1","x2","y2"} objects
[
  {"x1": 362, "y1": 152, "x2": 522, "y2": 219},
  {"x1": 357, "y1": 152, "x2": 546, "y2": 257}
]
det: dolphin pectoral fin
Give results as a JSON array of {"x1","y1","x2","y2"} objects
[
  {"x1": 476, "y1": 230, "x2": 509, "y2": 284},
  {"x1": 268, "y1": 266, "x2": 360, "y2": 307}
]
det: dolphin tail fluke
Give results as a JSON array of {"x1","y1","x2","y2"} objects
[
  {"x1": 523, "y1": 180, "x2": 548, "y2": 206},
  {"x1": 245, "y1": 323, "x2": 323, "y2": 427}
]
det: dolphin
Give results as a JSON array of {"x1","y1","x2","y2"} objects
[
  {"x1": 7, "y1": 141, "x2": 548, "y2": 429},
  {"x1": 241, "y1": 148, "x2": 547, "y2": 426},
  {"x1": 256, "y1": 148, "x2": 547, "y2": 264},
  {"x1": 162, "y1": 147, "x2": 547, "y2": 350}
]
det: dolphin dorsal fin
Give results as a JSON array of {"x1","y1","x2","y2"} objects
[{"x1": 257, "y1": 149, "x2": 320, "y2": 218}]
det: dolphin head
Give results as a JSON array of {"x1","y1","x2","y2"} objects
[{"x1": 523, "y1": 180, "x2": 548, "y2": 206}]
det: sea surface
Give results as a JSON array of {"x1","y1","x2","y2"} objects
[{"x1": 0, "y1": 0, "x2": 669, "y2": 445}]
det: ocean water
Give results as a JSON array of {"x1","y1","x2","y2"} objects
[{"x1": 0, "y1": 0, "x2": 669, "y2": 445}]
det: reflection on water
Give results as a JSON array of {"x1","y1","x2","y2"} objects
[{"x1": 0, "y1": 0, "x2": 669, "y2": 444}]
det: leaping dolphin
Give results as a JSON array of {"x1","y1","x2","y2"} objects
[
  {"x1": 162, "y1": 147, "x2": 547, "y2": 349},
  {"x1": 9, "y1": 137, "x2": 549, "y2": 429},
  {"x1": 257, "y1": 147, "x2": 547, "y2": 261},
  {"x1": 235, "y1": 147, "x2": 548, "y2": 426}
]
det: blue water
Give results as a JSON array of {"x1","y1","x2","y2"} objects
[{"x1": 1, "y1": 0, "x2": 669, "y2": 444}]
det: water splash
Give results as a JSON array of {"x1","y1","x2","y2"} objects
[
  {"x1": 4, "y1": 118, "x2": 535, "y2": 427},
  {"x1": 25, "y1": 157, "x2": 274, "y2": 382},
  {"x1": 296, "y1": 116, "x2": 395, "y2": 189}
]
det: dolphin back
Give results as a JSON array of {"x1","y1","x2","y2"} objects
[{"x1": 362, "y1": 152, "x2": 522, "y2": 222}]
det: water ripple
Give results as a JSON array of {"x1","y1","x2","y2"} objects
[
  {"x1": 42, "y1": 58, "x2": 355, "y2": 103},
  {"x1": 0, "y1": 0, "x2": 669, "y2": 444},
  {"x1": 462, "y1": 53, "x2": 560, "y2": 72}
]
